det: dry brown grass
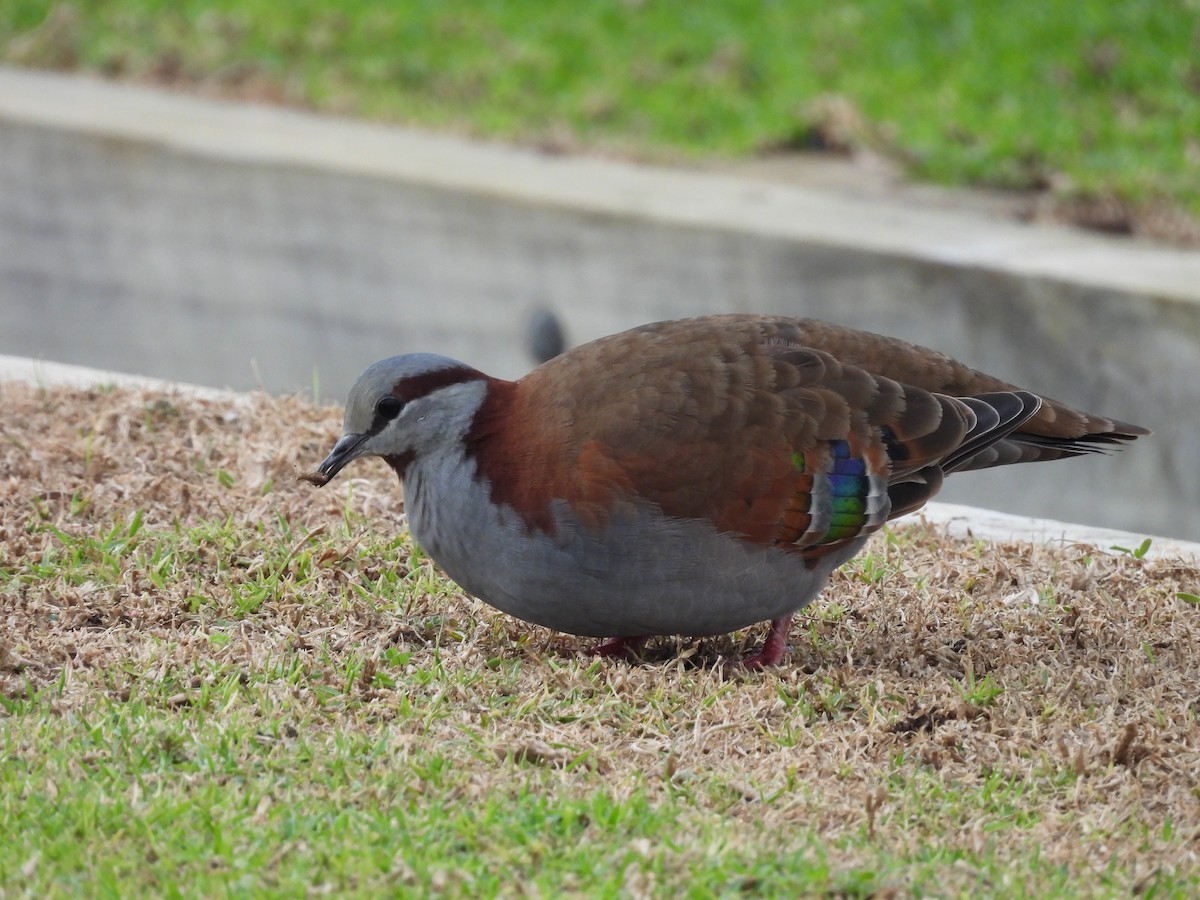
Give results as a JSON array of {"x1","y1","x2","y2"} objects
[{"x1": 3, "y1": 380, "x2": 1199, "y2": 895}]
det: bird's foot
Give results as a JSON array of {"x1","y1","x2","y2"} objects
[
  {"x1": 739, "y1": 616, "x2": 791, "y2": 670},
  {"x1": 591, "y1": 636, "x2": 647, "y2": 661}
]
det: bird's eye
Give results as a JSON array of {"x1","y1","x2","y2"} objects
[{"x1": 374, "y1": 396, "x2": 404, "y2": 420}]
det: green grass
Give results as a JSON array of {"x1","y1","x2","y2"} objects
[
  {"x1": 2, "y1": 701, "x2": 843, "y2": 896},
  {"x1": 2, "y1": 0, "x2": 1198, "y2": 224}
]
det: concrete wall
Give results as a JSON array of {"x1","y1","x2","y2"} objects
[{"x1": 2, "y1": 67, "x2": 1199, "y2": 540}]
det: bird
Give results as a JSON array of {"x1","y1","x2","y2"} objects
[
  {"x1": 524, "y1": 305, "x2": 567, "y2": 364},
  {"x1": 304, "y1": 314, "x2": 1148, "y2": 668}
]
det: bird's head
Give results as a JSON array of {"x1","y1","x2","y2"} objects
[{"x1": 307, "y1": 354, "x2": 490, "y2": 486}]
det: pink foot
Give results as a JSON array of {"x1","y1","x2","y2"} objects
[
  {"x1": 740, "y1": 616, "x2": 792, "y2": 670},
  {"x1": 591, "y1": 636, "x2": 647, "y2": 660}
]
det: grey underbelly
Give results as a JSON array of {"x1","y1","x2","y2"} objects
[{"x1": 415, "y1": 495, "x2": 864, "y2": 638}]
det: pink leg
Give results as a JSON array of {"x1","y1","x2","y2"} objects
[
  {"x1": 591, "y1": 636, "x2": 648, "y2": 660},
  {"x1": 740, "y1": 616, "x2": 792, "y2": 669}
]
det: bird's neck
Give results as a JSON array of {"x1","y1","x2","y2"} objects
[
  {"x1": 461, "y1": 376, "x2": 566, "y2": 535},
  {"x1": 394, "y1": 374, "x2": 576, "y2": 539}
]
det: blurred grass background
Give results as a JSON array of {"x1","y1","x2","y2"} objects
[{"x1": 3, "y1": 1, "x2": 1198, "y2": 233}]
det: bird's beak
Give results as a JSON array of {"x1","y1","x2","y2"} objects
[{"x1": 313, "y1": 432, "x2": 369, "y2": 485}]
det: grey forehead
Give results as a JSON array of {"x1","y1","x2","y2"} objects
[
  {"x1": 350, "y1": 353, "x2": 462, "y2": 400},
  {"x1": 358, "y1": 353, "x2": 464, "y2": 387}
]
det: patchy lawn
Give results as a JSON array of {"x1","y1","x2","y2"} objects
[{"x1": 2, "y1": 381, "x2": 1198, "y2": 896}]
